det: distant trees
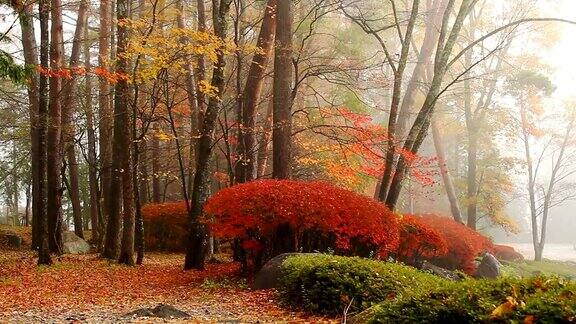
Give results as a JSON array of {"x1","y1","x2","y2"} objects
[{"x1": 508, "y1": 70, "x2": 576, "y2": 261}]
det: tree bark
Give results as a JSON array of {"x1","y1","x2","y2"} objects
[
  {"x1": 151, "y1": 123, "x2": 162, "y2": 203},
  {"x1": 237, "y1": 0, "x2": 276, "y2": 182},
  {"x1": 184, "y1": 0, "x2": 232, "y2": 271},
  {"x1": 84, "y1": 26, "x2": 101, "y2": 245},
  {"x1": 272, "y1": 0, "x2": 293, "y2": 179},
  {"x1": 98, "y1": 0, "x2": 114, "y2": 248},
  {"x1": 431, "y1": 117, "x2": 463, "y2": 223},
  {"x1": 37, "y1": 0, "x2": 52, "y2": 265},
  {"x1": 257, "y1": 100, "x2": 273, "y2": 178},
  {"x1": 13, "y1": 0, "x2": 41, "y2": 248},
  {"x1": 47, "y1": 0, "x2": 65, "y2": 254},
  {"x1": 61, "y1": 0, "x2": 89, "y2": 239}
]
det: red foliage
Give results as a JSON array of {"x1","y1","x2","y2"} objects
[
  {"x1": 493, "y1": 244, "x2": 524, "y2": 261},
  {"x1": 396, "y1": 215, "x2": 448, "y2": 265},
  {"x1": 141, "y1": 202, "x2": 188, "y2": 252},
  {"x1": 203, "y1": 180, "x2": 400, "y2": 266},
  {"x1": 419, "y1": 214, "x2": 494, "y2": 274}
]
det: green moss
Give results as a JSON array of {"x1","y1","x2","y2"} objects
[
  {"x1": 364, "y1": 276, "x2": 576, "y2": 323},
  {"x1": 279, "y1": 254, "x2": 445, "y2": 315}
]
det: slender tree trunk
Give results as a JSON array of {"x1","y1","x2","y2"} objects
[
  {"x1": 99, "y1": 0, "x2": 113, "y2": 248},
  {"x1": 257, "y1": 100, "x2": 273, "y2": 178},
  {"x1": 151, "y1": 123, "x2": 162, "y2": 202},
  {"x1": 431, "y1": 117, "x2": 463, "y2": 223},
  {"x1": 47, "y1": 0, "x2": 64, "y2": 254},
  {"x1": 237, "y1": 0, "x2": 276, "y2": 182},
  {"x1": 272, "y1": 0, "x2": 293, "y2": 179},
  {"x1": 13, "y1": 0, "x2": 41, "y2": 246},
  {"x1": 61, "y1": 0, "x2": 89, "y2": 239},
  {"x1": 184, "y1": 0, "x2": 232, "y2": 271},
  {"x1": 84, "y1": 27, "x2": 101, "y2": 245},
  {"x1": 37, "y1": 0, "x2": 52, "y2": 265}
]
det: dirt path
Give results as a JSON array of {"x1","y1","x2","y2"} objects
[{"x1": 0, "y1": 251, "x2": 332, "y2": 323}]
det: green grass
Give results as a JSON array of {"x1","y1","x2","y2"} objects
[{"x1": 501, "y1": 259, "x2": 576, "y2": 279}]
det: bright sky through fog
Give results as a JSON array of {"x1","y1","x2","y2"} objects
[{"x1": 540, "y1": 0, "x2": 576, "y2": 99}]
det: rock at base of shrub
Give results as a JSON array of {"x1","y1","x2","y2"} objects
[
  {"x1": 253, "y1": 253, "x2": 316, "y2": 290},
  {"x1": 420, "y1": 261, "x2": 464, "y2": 281},
  {"x1": 124, "y1": 304, "x2": 190, "y2": 319},
  {"x1": 62, "y1": 231, "x2": 91, "y2": 254},
  {"x1": 474, "y1": 253, "x2": 501, "y2": 279}
]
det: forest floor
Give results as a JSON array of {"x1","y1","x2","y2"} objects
[{"x1": 0, "y1": 228, "x2": 332, "y2": 323}]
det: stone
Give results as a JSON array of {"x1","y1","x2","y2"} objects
[
  {"x1": 420, "y1": 260, "x2": 463, "y2": 281},
  {"x1": 253, "y1": 253, "x2": 317, "y2": 290},
  {"x1": 62, "y1": 231, "x2": 91, "y2": 254},
  {"x1": 0, "y1": 230, "x2": 22, "y2": 248},
  {"x1": 474, "y1": 252, "x2": 501, "y2": 279},
  {"x1": 124, "y1": 304, "x2": 190, "y2": 319}
]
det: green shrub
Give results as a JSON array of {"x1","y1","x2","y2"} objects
[
  {"x1": 279, "y1": 254, "x2": 445, "y2": 315},
  {"x1": 363, "y1": 276, "x2": 576, "y2": 323}
]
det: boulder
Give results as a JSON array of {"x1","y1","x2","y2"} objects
[
  {"x1": 420, "y1": 260, "x2": 464, "y2": 281},
  {"x1": 0, "y1": 230, "x2": 23, "y2": 248},
  {"x1": 253, "y1": 253, "x2": 317, "y2": 290},
  {"x1": 62, "y1": 231, "x2": 91, "y2": 254},
  {"x1": 124, "y1": 304, "x2": 190, "y2": 319},
  {"x1": 474, "y1": 252, "x2": 501, "y2": 279}
]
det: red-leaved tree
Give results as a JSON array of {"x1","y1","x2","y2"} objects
[{"x1": 396, "y1": 215, "x2": 448, "y2": 265}]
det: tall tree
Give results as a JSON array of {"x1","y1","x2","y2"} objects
[
  {"x1": 272, "y1": 0, "x2": 293, "y2": 179},
  {"x1": 184, "y1": 0, "x2": 232, "y2": 270},
  {"x1": 99, "y1": 0, "x2": 114, "y2": 247},
  {"x1": 47, "y1": 0, "x2": 64, "y2": 254},
  {"x1": 116, "y1": 0, "x2": 135, "y2": 265},
  {"x1": 37, "y1": 0, "x2": 52, "y2": 265},
  {"x1": 12, "y1": 0, "x2": 41, "y2": 249},
  {"x1": 237, "y1": 0, "x2": 276, "y2": 183},
  {"x1": 61, "y1": 0, "x2": 89, "y2": 239}
]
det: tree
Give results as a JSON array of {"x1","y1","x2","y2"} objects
[
  {"x1": 237, "y1": 0, "x2": 277, "y2": 183},
  {"x1": 509, "y1": 70, "x2": 576, "y2": 261},
  {"x1": 184, "y1": 0, "x2": 233, "y2": 270},
  {"x1": 37, "y1": 0, "x2": 52, "y2": 265},
  {"x1": 99, "y1": 0, "x2": 114, "y2": 249},
  {"x1": 272, "y1": 0, "x2": 293, "y2": 179},
  {"x1": 47, "y1": 0, "x2": 65, "y2": 254}
]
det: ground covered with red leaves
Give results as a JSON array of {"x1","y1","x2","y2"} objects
[{"x1": 0, "y1": 251, "x2": 332, "y2": 323}]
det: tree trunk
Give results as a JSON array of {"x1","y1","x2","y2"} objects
[
  {"x1": 84, "y1": 26, "x2": 101, "y2": 245},
  {"x1": 99, "y1": 0, "x2": 113, "y2": 248},
  {"x1": 151, "y1": 123, "x2": 162, "y2": 203},
  {"x1": 37, "y1": 0, "x2": 52, "y2": 265},
  {"x1": 237, "y1": 0, "x2": 276, "y2": 182},
  {"x1": 431, "y1": 117, "x2": 463, "y2": 223},
  {"x1": 257, "y1": 100, "x2": 273, "y2": 178},
  {"x1": 271, "y1": 0, "x2": 293, "y2": 179},
  {"x1": 184, "y1": 0, "x2": 232, "y2": 271},
  {"x1": 13, "y1": 0, "x2": 41, "y2": 247},
  {"x1": 47, "y1": 0, "x2": 65, "y2": 254}
]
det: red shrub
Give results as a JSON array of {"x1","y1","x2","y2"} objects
[
  {"x1": 141, "y1": 202, "x2": 188, "y2": 252},
  {"x1": 493, "y1": 244, "x2": 524, "y2": 261},
  {"x1": 396, "y1": 215, "x2": 448, "y2": 265},
  {"x1": 420, "y1": 214, "x2": 493, "y2": 274},
  {"x1": 203, "y1": 180, "x2": 400, "y2": 269}
]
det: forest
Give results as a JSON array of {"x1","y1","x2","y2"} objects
[{"x1": 2, "y1": 0, "x2": 576, "y2": 322}]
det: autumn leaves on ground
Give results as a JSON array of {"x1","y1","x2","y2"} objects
[{"x1": 0, "y1": 228, "x2": 325, "y2": 322}]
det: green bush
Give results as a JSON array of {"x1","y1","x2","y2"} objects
[
  {"x1": 363, "y1": 276, "x2": 576, "y2": 323},
  {"x1": 279, "y1": 254, "x2": 445, "y2": 315}
]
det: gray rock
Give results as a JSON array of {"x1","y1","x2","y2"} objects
[
  {"x1": 124, "y1": 304, "x2": 190, "y2": 319},
  {"x1": 0, "y1": 231, "x2": 22, "y2": 248},
  {"x1": 253, "y1": 253, "x2": 316, "y2": 290},
  {"x1": 420, "y1": 260, "x2": 463, "y2": 281},
  {"x1": 62, "y1": 231, "x2": 91, "y2": 254},
  {"x1": 474, "y1": 252, "x2": 501, "y2": 279}
]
